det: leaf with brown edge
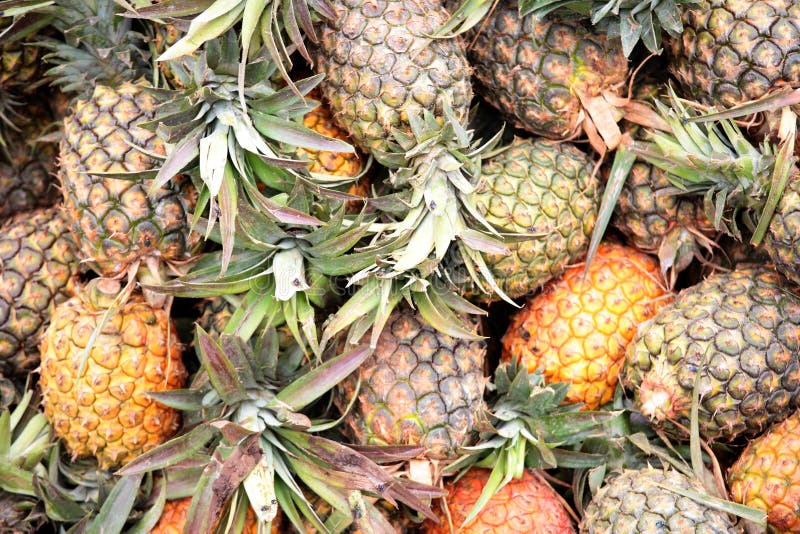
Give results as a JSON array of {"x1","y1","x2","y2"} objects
[
  {"x1": 117, "y1": 425, "x2": 217, "y2": 475},
  {"x1": 195, "y1": 326, "x2": 248, "y2": 405},
  {"x1": 347, "y1": 444, "x2": 427, "y2": 464},
  {"x1": 210, "y1": 420, "x2": 258, "y2": 446}
]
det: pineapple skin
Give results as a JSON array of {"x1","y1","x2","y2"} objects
[
  {"x1": 623, "y1": 267, "x2": 800, "y2": 442},
  {"x1": 0, "y1": 207, "x2": 80, "y2": 379},
  {"x1": 729, "y1": 409, "x2": 800, "y2": 533},
  {"x1": 466, "y1": 138, "x2": 600, "y2": 300},
  {"x1": 467, "y1": 1, "x2": 627, "y2": 139},
  {"x1": 337, "y1": 307, "x2": 486, "y2": 459},
  {"x1": 313, "y1": 0, "x2": 472, "y2": 157},
  {"x1": 299, "y1": 90, "x2": 362, "y2": 178},
  {"x1": 580, "y1": 468, "x2": 738, "y2": 532},
  {"x1": 39, "y1": 281, "x2": 187, "y2": 469},
  {"x1": 670, "y1": 0, "x2": 800, "y2": 108},
  {"x1": 59, "y1": 82, "x2": 197, "y2": 277},
  {"x1": 149, "y1": 497, "x2": 277, "y2": 534},
  {"x1": 764, "y1": 176, "x2": 800, "y2": 288},
  {"x1": 0, "y1": 38, "x2": 43, "y2": 90},
  {"x1": 425, "y1": 469, "x2": 575, "y2": 533},
  {"x1": 502, "y1": 243, "x2": 670, "y2": 410}
]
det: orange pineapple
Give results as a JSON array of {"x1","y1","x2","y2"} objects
[
  {"x1": 299, "y1": 89, "x2": 362, "y2": 178},
  {"x1": 425, "y1": 469, "x2": 575, "y2": 533},
  {"x1": 39, "y1": 278, "x2": 187, "y2": 469},
  {"x1": 728, "y1": 410, "x2": 800, "y2": 533},
  {"x1": 502, "y1": 243, "x2": 670, "y2": 409},
  {"x1": 149, "y1": 497, "x2": 281, "y2": 534}
]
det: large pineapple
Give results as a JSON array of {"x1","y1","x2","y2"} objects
[
  {"x1": 149, "y1": 497, "x2": 279, "y2": 534},
  {"x1": 456, "y1": 137, "x2": 600, "y2": 300},
  {"x1": 39, "y1": 278, "x2": 187, "y2": 469},
  {"x1": 0, "y1": 207, "x2": 81, "y2": 379},
  {"x1": 580, "y1": 468, "x2": 738, "y2": 532},
  {"x1": 623, "y1": 267, "x2": 800, "y2": 442},
  {"x1": 670, "y1": 1, "x2": 800, "y2": 108},
  {"x1": 728, "y1": 409, "x2": 800, "y2": 533},
  {"x1": 465, "y1": 1, "x2": 658, "y2": 154},
  {"x1": 502, "y1": 243, "x2": 670, "y2": 410},
  {"x1": 425, "y1": 469, "x2": 575, "y2": 533},
  {"x1": 336, "y1": 306, "x2": 487, "y2": 460}
]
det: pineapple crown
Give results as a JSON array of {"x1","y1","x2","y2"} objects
[
  {"x1": 118, "y1": 328, "x2": 443, "y2": 532},
  {"x1": 626, "y1": 88, "x2": 797, "y2": 247},
  {"x1": 2, "y1": 0, "x2": 152, "y2": 95}
]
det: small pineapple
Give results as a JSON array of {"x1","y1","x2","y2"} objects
[
  {"x1": 623, "y1": 267, "x2": 800, "y2": 442},
  {"x1": 502, "y1": 243, "x2": 670, "y2": 410},
  {"x1": 0, "y1": 207, "x2": 81, "y2": 379},
  {"x1": 39, "y1": 278, "x2": 187, "y2": 469},
  {"x1": 336, "y1": 306, "x2": 487, "y2": 460},
  {"x1": 299, "y1": 89, "x2": 362, "y2": 178},
  {"x1": 728, "y1": 409, "x2": 800, "y2": 533},
  {"x1": 0, "y1": 36, "x2": 44, "y2": 91},
  {"x1": 149, "y1": 497, "x2": 278, "y2": 534},
  {"x1": 425, "y1": 469, "x2": 575, "y2": 533},
  {"x1": 458, "y1": 137, "x2": 600, "y2": 300},
  {"x1": 670, "y1": 1, "x2": 800, "y2": 108},
  {"x1": 580, "y1": 468, "x2": 738, "y2": 532}
]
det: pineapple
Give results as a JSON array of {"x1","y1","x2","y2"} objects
[
  {"x1": 464, "y1": 1, "x2": 662, "y2": 154},
  {"x1": 149, "y1": 497, "x2": 280, "y2": 534},
  {"x1": 0, "y1": 207, "x2": 81, "y2": 379},
  {"x1": 580, "y1": 468, "x2": 738, "y2": 532},
  {"x1": 502, "y1": 243, "x2": 671, "y2": 410},
  {"x1": 39, "y1": 278, "x2": 187, "y2": 469},
  {"x1": 455, "y1": 137, "x2": 601, "y2": 300},
  {"x1": 623, "y1": 267, "x2": 800, "y2": 442},
  {"x1": 670, "y1": 1, "x2": 800, "y2": 108},
  {"x1": 425, "y1": 469, "x2": 575, "y2": 533},
  {"x1": 0, "y1": 35, "x2": 44, "y2": 91},
  {"x1": 336, "y1": 306, "x2": 487, "y2": 460},
  {"x1": 728, "y1": 409, "x2": 800, "y2": 533},
  {"x1": 299, "y1": 89, "x2": 363, "y2": 179}
]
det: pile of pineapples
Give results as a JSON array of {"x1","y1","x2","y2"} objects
[{"x1": 4, "y1": 0, "x2": 800, "y2": 532}]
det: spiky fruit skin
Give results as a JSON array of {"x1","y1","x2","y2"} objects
[
  {"x1": 59, "y1": 82, "x2": 197, "y2": 277},
  {"x1": 0, "y1": 208, "x2": 80, "y2": 379},
  {"x1": 764, "y1": 176, "x2": 800, "y2": 288},
  {"x1": 580, "y1": 468, "x2": 738, "y2": 532},
  {"x1": 298, "y1": 90, "x2": 362, "y2": 177},
  {"x1": 623, "y1": 267, "x2": 800, "y2": 442},
  {"x1": 425, "y1": 469, "x2": 575, "y2": 533},
  {"x1": 149, "y1": 497, "x2": 277, "y2": 534},
  {"x1": 467, "y1": 138, "x2": 600, "y2": 300},
  {"x1": 313, "y1": 0, "x2": 472, "y2": 157},
  {"x1": 196, "y1": 296, "x2": 235, "y2": 338},
  {"x1": 337, "y1": 307, "x2": 486, "y2": 459},
  {"x1": 0, "y1": 96, "x2": 60, "y2": 220},
  {"x1": 0, "y1": 38, "x2": 42, "y2": 90},
  {"x1": 670, "y1": 1, "x2": 800, "y2": 108},
  {"x1": 502, "y1": 243, "x2": 670, "y2": 410},
  {"x1": 467, "y1": 2, "x2": 627, "y2": 139},
  {"x1": 729, "y1": 410, "x2": 800, "y2": 533},
  {"x1": 40, "y1": 282, "x2": 187, "y2": 469}
]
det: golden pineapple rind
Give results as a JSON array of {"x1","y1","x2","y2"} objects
[
  {"x1": 338, "y1": 308, "x2": 486, "y2": 459},
  {"x1": 0, "y1": 208, "x2": 80, "y2": 378},
  {"x1": 59, "y1": 82, "x2": 197, "y2": 277},
  {"x1": 39, "y1": 290, "x2": 187, "y2": 469},
  {"x1": 502, "y1": 244, "x2": 670, "y2": 410},
  {"x1": 623, "y1": 268, "x2": 800, "y2": 441}
]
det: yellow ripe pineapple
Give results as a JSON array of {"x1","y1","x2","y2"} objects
[
  {"x1": 39, "y1": 278, "x2": 187, "y2": 469},
  {"x1": 299, "y1": 89, "x2": 362, "y2": 178},
  {"x1": 149, "y1": 497, "x2": 280, "y2": 534},
  {"x1": 502, "y1": 243, "x2": 670, "y2": 409},
  {"x1": 728, "y1": 410, "x2": 800, "y2": 533}
]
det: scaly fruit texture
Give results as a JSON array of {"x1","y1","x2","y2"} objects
[
  {"x1": 149, "y1": 497, "x2": 278, "y2": 534},
  {"x1": 623, "y1": 267, "x2": 800, "y2": 442},
  {"x1": 425, "y1": 469, "x2": 575, "y2": 533},
  {"x1": 502, "y1": 243, "x2": 670, "y2": 410},
  {"x1": 337, "y1": 306, "x2": 486, "y2": 459},
  {"x1": 466, "y1": 138, "x2": 600, "y2": 300},
  {"x1": 670, "y1": 0, "x2": 800, "y2": 108},
  {"x1": 39, "y1": 279, "x2": 187, "y2": 469},
  {"x1": 60, "y1": 81, "x2": 197, "y2": 277},
  {"x1": 0, "y1": 207, "x2": 80, "y2": 379},
  {"x1": 314, "y1": 0, "x2": 472, "y2": 157},
  {"x1": 467, "y1": 2, "x2": 629, "y2": 151},
  {"x1": 728, "y1": 409, "x2": 800, "y2": 533},
  {"x1": 0, "y1": 37, "x2": 43, "y2": 90},
  {"x1": 579, "y1": 468, "x2": 738, "y2": 532},
  {"x1": 299, "y1": 89, "x2": 362, "y2": 178}
]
